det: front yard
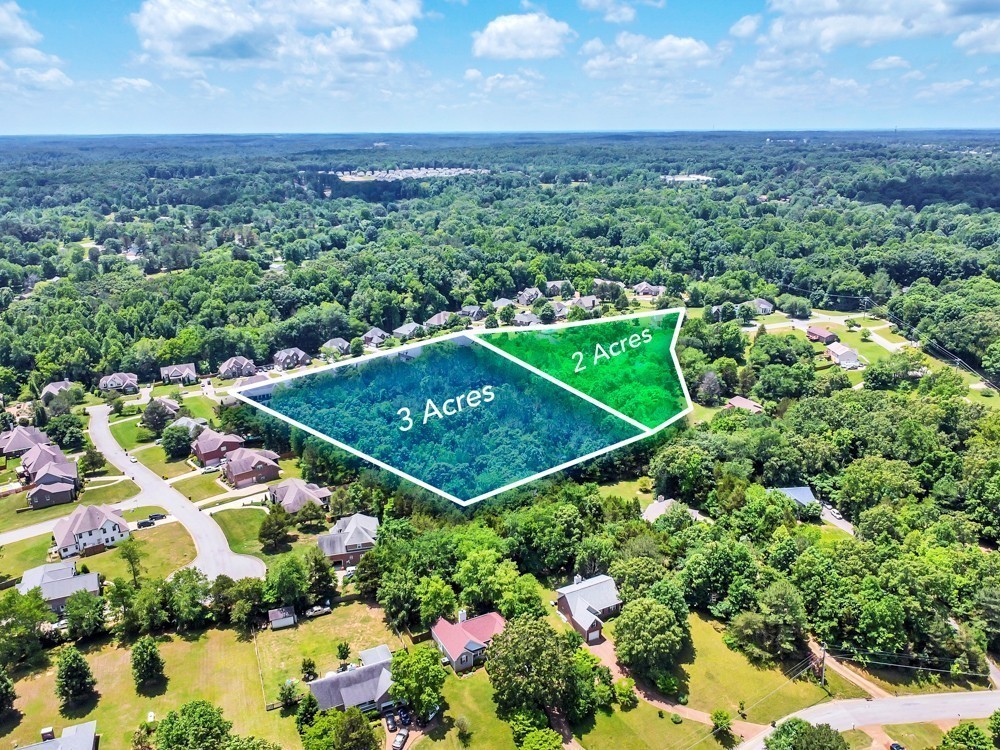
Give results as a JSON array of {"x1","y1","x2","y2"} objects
[
  {"x1": 172, "y1": 472, "x2": 227, "y2": 502},
  {"x1": 213, "y1": 507, "x2": 320, "y2": 569},
  {"x1": 80, "y1": 479, "x2": 141, "y2": 505},
  {"x1": 415, "y1": 670, "x2": 516, "y2": 750},
  {"x1": 134, "y1": 445, "x2": 191, "y2": 478},
  {"x1": 109, "y1": 416, "x2": 152, "y2": 451}
]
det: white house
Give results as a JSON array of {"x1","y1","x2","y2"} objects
[
  {"x1": 827, "y1": 342, "x2": 859, "y2": 369},
  {"x1": 52, "y1": 505, "x2": 129, "y2": 559}
]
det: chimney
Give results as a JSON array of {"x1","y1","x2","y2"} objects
[
  {"x1": 41, "y1": 728, "x2": 56, "y2": 741},
  {"x1": 458, "y1": 609, "x2": 467, "y2": 623},
  {"x1": 573, "y1": 574, "x2": 582, "y2": 585}
]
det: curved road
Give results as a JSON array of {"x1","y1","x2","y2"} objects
[
  {"x1": 737, "y1": 691, "x2": 1000, "y2": 749},
  {"x1": 88, "y1": 405, "x2": 265, "y2": 580}
]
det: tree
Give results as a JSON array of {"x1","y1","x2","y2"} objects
[
  {"x1": 78, "y1": 445, "x2": 107, "y2": 475},
  {"x1": 484, "y1": 314, "x2": 499, "y2": 329},
  {"x1": 258, "y1": 508, "x2": 291, "y2": 552},
  {"x1": 499, "y1": 305, "x2": 516, "y2": 325},
  {"x1": 295, "y1": 691, "x2": 319, "y2": 734},
  {"x1": 614, "y1": 598, "x2": 686, "y2": 675},
  {"x1": 55, "y1": 646, "x2": 96, "y2": 705},
  {"x1": 485, "y1": 617, "x2": 574, "y2": 715},
  {"x1": 278, "y1": 680, "x2": 299, "y2": 708},
  {"x1": 337, "y1": 641, "x2": 351, "y2": 662},
  {"x1": 416, "y1": 575, "x2": 457, "y2": 629},
  {"x1": 161, "y1": 425, "x2": 193, "y2": 459},
  {"x1": 143, "y1": 398, "x2": 171, "y2": 436},
  {"x1": 538, "y1": 303, "x2": 555, "y2": 324},
  {"x1": 509, "y1": 708, "x2": 548, "y2": 745},
  {"x1": 155, "y1": 700, "x2": 234, "y2": 750},
  {"x1": 295, "y1": 501, "x2": 326, "y2": 530},
  {"x1": 0, "y1": 588, "x2": 53, "y2": 666},
  {"x1": 710, "y1": 709, "x2": 732, "y2": 735},
  {"x1": 225, "y1": 738, "x2": 282, "y2": 750},
  {"x1": 303, "y1": 546, "x2": 336, "y2": 605},
  {"x1": 46, "y1": 413, "x2": 84, "y2": 450},
  {"x1": 989, "y1": 707, "x2": 1000, "y2": 747},
  {"x1": 349, "y1": 337, "x2": 365, "y2": 357},
  {"x1": 765, "y1": 719, "x2": 848, "y2": 750},
  {"x1": 302, "y1": 707, "x2": 378, "y2": 750},
  {"x1": 131, "y1": 636, "x2": 166, "y2": 687},
  {"x1": 521, "y1": 729, "x2": 563, "y2": 750},
  {"x1": 117, "y1": 536, "x2": 148, "y2": 586},
  {"x1": 729, "y1": 579, "x2": 807, "y2": 662},
  {"x1": 64, "y1": 590, "x2": 105, "y2": 640},
  {"x1": 0, "y1": 667, "x2": 14, "y2": 716},
  {"x1": 301, "y1": 657, "x2": 317, "y2": 681},
  {"x1": 389, "y1": 646, "x2": 447, "y2": 719},
  {"x1": 170, "y1": 568, "x2": 210, "y2": 631},
  {"x1": 940, "y1": 722, "x2": 991, "y2": 750},
  {"x1": 266, "y1": 556, "x2": 309, "y2": 610}
]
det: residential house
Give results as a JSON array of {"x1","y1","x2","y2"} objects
[
  {"x1": 424, "y1": 311, "x2": 452, "y2": 328},
  {"x1": 573, "y1": 295, "x2": 600, "y2": 312},
  {"x1": 52, "y1": 504, "x2": 129, "y2": 559},
  {"x1": 492, "y1": 297, "x2": 515, "y2": 310},
  {"x1": 308, "y1": 647, "x2": 394, "y2": 712},
  {"x1": 17, "y1": 561, "x2": 100, "y2": 613},
  {"x1": 166, "y1": 416, "x2": 207, "y2": 437},
  {"x1": 269, "y1": 477, "x2": 331, "y2": 513},
  {"x1": 274, "y1": 347, "x2": 311, "y2": 370},
  {"x1": 392, "y1": 322, "x2": 424, "y2": 339},
  {"x1": 827, "y1": 342, "x2": 859, "y2": 369},
  {"x1": 22, "y1": 721, "x2": 98, "y2": 750},
  {"x1": 323, "y1": 337, "x2": 351, "y2": 356},
  {"x1": 806, "y1": 326, "x2": 839, "y2": 344},
  {"x1": 516, "y1": 287, "x2": 543, "y2": 306},
  {"x1": 461, "y1": 305, "x2": 487, "y2": 321},
  {"x1": 149, "y1": 397, "x2": 180, "y2": 418},
  {"x1": 192, "y1": 428, "x2": 245, "y2": 467},
  {"x1": 21, "y1": 443, "x2": 78, "y2": 509},
  {"x1": 724, "y1": 395, "x2": 764, "y2": 414},
  {"x1": 0, "y1": 425, "x2": 49, "y2": 457},
  {"x1": 218, "y1": 356, "x2": 257, "y2": 379},
  {"x1": 544, "y1": 280, "x2": 569, "y2": 296},
  {"x1": 40, "y1": 380, "x2": 73, "y2": 402},
  {"x1": 551, "y1": 301, "x2": 570, "y2": 319},
  {"x1": 750, "y1": 297, "x2": 775, "y2": 315},
  {"x1": 632, "y1": 282, "x2": 666, "y2": 298},
  {"x1": 237, "y1": 373, "x2": 270, "y2": 388},
  {"x1": 592, "y1": 278, "x2": 625, "y2": 291},
  {"x1": 431, "y1": 611, "x2": 507, "y2": 672},
  {"x1": 317, "y1": 513, "x2": 379, "y2": 569},
  {"x1": 513, "y1": 312, "x2": 540, "y2": 327},
  {"x1": 773, "y1": 486, "x2": 819, "y2": 509},
  {"x1": 363, "y1": 327, "x2": 389, "y2": 347},
  {"x1": 268, "y1": 606, "x2": 297, "y2": 630},
  {"x1": 222, "y1": 448, "x2": 280, "y2": 488},
  {"x1": 556, "y1": 574, "x2": 622, "y2": 642},
  {"x1": 98, "y1": 372, "x2": 139, "y2": 394},
  {"x1": 28, "y1": 481, "x2": 78, "y2": 510},
  {"x1": 160, "y1": 363, "x2": 198, "y2": 384}
]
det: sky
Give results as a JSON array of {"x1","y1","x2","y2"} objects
[{"x1": 1, "y1": 0, "x2": 999, "y2": 134}]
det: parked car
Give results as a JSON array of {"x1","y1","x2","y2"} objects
[
  {"x1": 392, "y1": 729, "x2": 409, "y2": 750},
  {"x1": 129, "y1": 456, "x2": 138, "y2": 463},
  {"x1": 137, "y1": 520, "x2": 155, "y2": 529},
  {"x1": 830, "y1": 508, "x2": 843, "y2": 520},
  {"x1": 398, "y1": 708, "x2": 412, "y2": 726},
  {"x1": 148, "y1": 513, "x2": 166, "y2": 521},
  {"x1": 305, "y1": 605, "x2": 331, "y2": 618},
  {"x1": 385, "y1": 714, "x2": 397, "y2": 732},
  {"x1": 343, "y1": 571, "x2": 355, "y2": 582},
  {"x1": 889, "y1": 744, "x2": 905, "y2": 750},
  {"x1": 202, "y1": 465, "x2": 219, "y2": 474}
]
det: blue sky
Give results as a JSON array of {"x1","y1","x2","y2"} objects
[{"x1": 2, "y1": 0, "x2": 999, "y2": 134}]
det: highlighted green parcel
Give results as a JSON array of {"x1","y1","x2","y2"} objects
[{"x1": 479, "y1": 311, "x2": 687, "y2": 430}]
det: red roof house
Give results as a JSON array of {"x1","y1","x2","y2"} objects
[{"x1": 431, "y1": 612, "x2": 506, "y2": 672}]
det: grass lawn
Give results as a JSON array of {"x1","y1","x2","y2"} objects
[
  {"x1": 135, "y1": 445, "x2": 191, "y2": 478},
  {"x1": 80, "y1": 479, "x2": 140, "y2": 505},
  {"x1": 415, "y1": 670, "x2": 517, "y2": 750},
  {"x1": 85, "y1": 522, "x2": 196, "y2": 582},
  {"x1": 181, "y1": 395, "x2": 217, "y2": 421},
  {"x1": 841, "y1": 660, "x2": 988, "y2": 695},
  {"x1": 0, "y1": 628, "x2": 300, "y2": 750},
  {"x1": 150, "y1": 383, "x2": 198, "y2": 398},
  {"x1": 0, "y1": 533, "x2": 53, "y2": 581},
  {"x1": 688, "y1": 402, "x2": 721, "y2": 425},
  {"x1": 255, "y1": 601, "x2": 404, "y2": 702},
  {"x1": 121, "y1": 505, "x2": 167, "y2": 522},
  {"x1": 670, "y1": 614, "x2": 863, "y2": 723},
  {"x1": 173, "y1": 473, "x2": 227, "y2": 502},
  {"x1": 573, "y1": 699, "x2": 726, "y2": 750},
  {"x1": 109, "y1": 417, "x2": 152, "y2": 451},
  {"x1": 214, "y1": 508, "x2": 320, "y2": 568},
  {"x1": 597, "y1": 478, "x2": 653, "y2": 508},
  {"x1": 884, "y1": 723, "x2": 946, "y2": 749},
  {"x1": 841, "y1": 729, "x2": 873, "y2": 749},
  {"x1": 0, "y1": 458, "x2": 19, "y2": 485},
  {"x1": 797, "y1": 523, "x2": 854, "y2": 550},
  {"x1": 276, "y1": 457, "x2": 303, "y2": 480}
]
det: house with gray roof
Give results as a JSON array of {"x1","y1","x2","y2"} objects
[
  {"x1": 556, "y1": 574, "x2": 622, "y2": 642},
  {"x1": 773, "y1": 486, "x2": 819, "y2": 508},
  {"x1": 424, "y1": 311, "x2": 452, "y2": 328},
  {"x1": 363, "y1": 327, "x2": 389, "y2": 347},
  {"x1": 98, "y1": 372, "x2": 139, "y2": 393},
  {"x1": 192, "y1": 428, "x2": 244, "y2": 466},
  {"x1": 160, "y1": 363, "x2": 198, "y2": 384},
  {"x1": 41, "y1": 380, "x2": 73, "y2": 402},
  {"x1": 544, "y1": 280, "x2": 569, "y2": 296},
  {"x1": 269, "y1": 477, "x2": 331, "y2": 513},
  {"x1": 322, "y1": 337, "x2": 351, "y2": 356},
  {"x1": 513, "y1": 311, "x2": 540, "y2": 326},
  {"x1": 21, "y1": 721, "x2": 97, "y2": 750},
  {"x1": 460, "y1": 305, "x2": 487, "y2": 321},
  {"x1": 166, "y1": 416, "x2": 207, "y2": 437},
  {"x1": 18, "y1": 561, "x2": 100, "y2": 613},
  {"x1": 392, "y1": 322, "x2": 424, "y2": 339},
  {"x1": 308, "y1": 646, "x2": 394, "y2": 712},
  {"x1": 20, "y1": 442, "x2": 78, "y2": 509},
  {"x1": 516, "y1": 287, "x2": 543, "y2": 306},
  {"x1": 53, "y1": 504, "x2": 129, "y2": 559},
  {"x1": 317, "y1": 513, "x2": 379, "y2": 569},
  {"x1": 148, "y1": 396, "x2": 180, "y2": 418},
  {"x1": 551, "y1": 301, "x2": 570, "y2": 320},
  {"x1": 274, "y1": 347, "x2": 311, "y2": 370},
  {"x1": 268, "y1": 606, "x2": 296, "y2": 630},
  {"x1": 492, "y1": 297, "x2": 515, "y2": 310},
  {"x1": 573, "y1": 295, "x2": 601, "y2": 311},
  {"x1": 0, "y1": 425, "x2": 49, "y2": 457},
  {"x1": 633, "y1": 281, "x2": 667, "y2": 298}
]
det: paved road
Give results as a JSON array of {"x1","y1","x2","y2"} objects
[
  {"x1": 88, "y1": 405, "x2": 265, "y2": 580},
  {"x1": 737, "y1": 691, "x2": 1000, "y2": 749}
]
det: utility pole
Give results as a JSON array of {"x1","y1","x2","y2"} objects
[{"x1": 820, "y1": 642, "x2": 827, "y2": 688}]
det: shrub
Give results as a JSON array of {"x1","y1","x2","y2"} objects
[{"x1": 671, "y1": 713, "x2": 683, "y2": 724}]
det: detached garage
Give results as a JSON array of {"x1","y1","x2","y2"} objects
[{"x1": 268, "y1": 607, "x2": 297, "y2": 630}]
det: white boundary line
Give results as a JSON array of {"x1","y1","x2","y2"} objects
[{"x1": 230, "y1": 308, "x2": 692, "y2": 507}]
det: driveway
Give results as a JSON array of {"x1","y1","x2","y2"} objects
[
  {"x1": 88, "y1": 405, "x2": 265, "y2": 580},
  {"x1": 736, "y1": 691, "x2": 1000, "y2": 749}
]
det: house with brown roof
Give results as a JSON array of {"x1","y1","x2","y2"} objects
[
  {"x1": 160, "y1": 363, "x2": 198, "y2": 384},
  {"x1": 724, "y1": 395, "x2": 764, "y2": 414},
  {"x1": 148, "y1": 397, "x2": 181, "y2": 419},
  {"x1": 222, "y1": 448, "x2": 280, "y2": 488},
  {"x1": 268, "y1": 606, "x2": 297, "y2": 630},
  {"x1": 191, "y1": 428, "x2": 244, "y2": 466},
  {"x1": 806, "y1": 326, "x2": 838, "y2": 344},
  {"x1": 317, "y1": 513, "x2": 379, "y2": 569},
  {"x1": 218, "y1": 356, "x2": 257, "y2": 379},
  {"x1": 274, "y1": 347, "x2": 311, "y2": 370},
  {"x1": 0, "y1": 425, "x2": 49, "y2": 457},
  {"x1": 98, "y1": 372, "x2": 139, "y2": 394},
  {"x1": 52, "y1": 504, "x2": 129, "y2": 559},
  {"x1": 20, "y1": 442, "x2": 79, "y2": 509},
  {"x1": 269, "y1": 477, "x2": 331, "y2": 513},
  {"x1": 431, "y1": 611, "x2": 507, "y2": 672}
]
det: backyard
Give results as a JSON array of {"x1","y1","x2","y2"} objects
[
  {"x1": 573, "y1": 699, "x2": 726, "y2": 750},
  {"x1": 214, "y1": 507, "x2": 321, "y2": 568},
  {"x1": 415, "y1": 670, "x2": 517, "y2": 750}
]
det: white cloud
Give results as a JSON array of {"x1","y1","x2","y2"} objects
[
  {"x1": 956, "y1": 19, "x2": 1000, "y2": 54},
  {"x1": 729, "y1": 15, "x2": 761, "y2": 39},
  {"x1": 902, "y1": 70, "x2": 927, "y2": 81},
  {"x1": 111, "y1": 77, "x2": 154, "y2": 92},
  {"x1": 580, "y1": 0, "x2": 635, "y2": 23},
  {"x1": 463, "y1": 68, "x2": 483, "y2": 82},
  {"x1": 583, "y1": 31, "x2": 722, "y2": 78},
  {"x1": 868, "y1": 55, "x2": 910, "y2": 70},
  {"x1": 131, "y1": 0, "x2": 422, "y2": 81},
  {"x1": 7, "y1": 46, "x2": 60, "y2": 65},
  {"x1": 472, "y1": 13, "x2": 575, "y2": 60},
  {"x1": 192, "y1": 78, "x2": 227, "y2": 97},
  {"x1": 0, "y1": 2, "x2": 72, "y2": 96},
  {"x1": 13, "y1": 66, "x2": 71, "y2": 90},
  {"x1": 916, "y1": 79, "x2": 973, "y2": 99},
  {"x1": 0, "y1": 1, "x2": 41, "y2": 47}
]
